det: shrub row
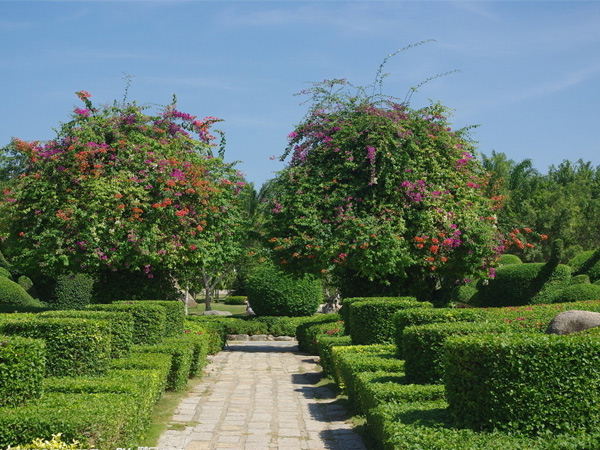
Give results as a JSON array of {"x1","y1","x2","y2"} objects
[
  {"x1": 295, "y1": 314, "x2": 343, "y2": 353},
  {"x1": 0, "y1": 335, "x2": 46, "y2": 407}
]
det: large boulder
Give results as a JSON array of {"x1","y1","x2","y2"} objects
[{"x1": 545, "y1": 310, "x2": 600, "y2": 335}]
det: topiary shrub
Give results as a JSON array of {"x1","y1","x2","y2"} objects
[
  {"x1": 473, "y1": 262, "x2": 571, "y2": 307},
  {"x1": 549, "y1": 284, "x2": 600, "y2": 304},
  {"x1": 116, "y1": 300, "x2": 184, "y2": 337},
  {"x1": 571, "y1": 274, "x2": 591, "y2": 285},
  {"x1": 448, "y1": 284, "x2": 478, "y2": 305},
  {"x1": 223, "y1": 296, "x2": 247, "y2": 305},
  {"x1": 16, "y1": 275, "x2": 37, "y2": 299},
  {"x1": 497, "y1": 254, "x2": 523, "y2": 265},
  {"x1": 295, "y1": 314, "x2": 342, "y2": 353},
  {"x1": 245, "y1": 263, "x2": 322, "y2": 317},
  {"x1": 109, "y1": 352, "x2": 171, "y2": 398},
  {"x1": 570, "y1": 249, "x2": 600, "y2": 282},
  {"x1": 0, "y1": 335, "x2": 46, "y2": 407},
  {"x1": 0, "y1": 267, "x2": 12, "y2": 279},
  {"x1": 0, "y1": 277, "x2": 41, "y2": 307},
  {"x1": 132, "y1": 340, "x2": 193, "y2": 391},
  {"x1": 0, "y1": 317, "x2": 111, "y2": 377},
  {"x1": 52, "y1": 273, "x2": 95, "y2": 310},
  {"x1": 347, "y1": 298, "x2": 430, "y2": 345},
  {"x1": 445, "y1": 332, "x2": 600, "y2": 435}
]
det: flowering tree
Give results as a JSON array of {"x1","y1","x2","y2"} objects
[
  {"x1": 262, "y1": 79, "x2": 501, "y2": 300},
  {"x1": 1, "y1": 91, "x2": 247, "y2": 306}
]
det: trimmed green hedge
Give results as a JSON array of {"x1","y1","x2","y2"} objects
[
  {"x1": 330, "y1": 344, "x2": 404, "y2": 408},
  {"x1": 317, "y1": 335, "x2": 353, "y2": 378},
  {"x1": 339, "y1": 296, "x2": 418, "y2": 324},
  {"x1": 403, "y1": 321, "x2": 511, "y2": 385},
  {"x1": 255, "y1": 315, "x2": 318, "y2": 337},
  {"x1": 184, "y1": 317, "x2": 228, "y2": 354},
  {"x1": 549, "y1": 283, "x2": 600, "y2": 303},
  {"x1": 347, "y1": 298, "x2": 430, "y2": 345},
  {"x1": 52, "y1": 273, "x2": 95, "y2": 310},
  {"x1": 0, "y1": 317, "x2": 111, "y2": 377},
  {"x1": 223, "y1": 296, "x2": 247, "y2": 305},
  {"x1": 393, "y1": 307, "x2": 486, "y2": 358},
  {"x1": 116, "y1": 300, "x2": 184, "y2": 337},
  {"x1": 0, "y1": 392, "x2": 138, "y2": 450},
  {"x1": 40, "y1": 309, "x2": 134, "y2": 358},
  {"x1": 179, "y1": 331, "x2": 210, "y2": 377},
  {"x1": 0, "y1": 267, "x2": 11, "y2": 279},
  {"x1": 109, "y1": 352, "x2": 171, "y2": 399},
  {"x1": 474, "y1": 262, "x2": 571, "y2": 307},
  {"x1": 0, "y1": 335, "x2": 46, "y2": 407},
  {"x1": 88, "y1": 302, "x2": 166, "y2": 345},
  {"x1": 132, "y1": 339, "x2": 194, "y2": 391},
  {"x1": 570, "y1": 249, "x2": 600, "y2": 282},
  {"x1": 295, "y1": 314, "x2": 343, "y2": 353},
  {"x1": 445, "y1": 332, "x2": 600, "y2": 434}
]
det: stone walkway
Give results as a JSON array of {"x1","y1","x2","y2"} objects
[{"x1": 157, "y1": 341, "x2": 367, "y2": 450}]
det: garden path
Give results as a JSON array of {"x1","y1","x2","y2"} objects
[{"x1": 157, "y1": 340, "x2": 367, "y2": 450}]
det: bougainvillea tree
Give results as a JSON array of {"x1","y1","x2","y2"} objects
[
  {"x1": 1, "y1": 91, "x2": 247, "y2": 306},
  {"x1": 262, "y1": 79, "x2": 501, "y2": 300}
]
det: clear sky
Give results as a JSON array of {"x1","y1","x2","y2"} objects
[{"x1": 1, "y1": 1, "x2": 599, "y2": 189}]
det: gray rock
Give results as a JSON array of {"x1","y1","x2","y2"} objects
[
  {"x1": 274, "y1": 335, "x2": 295, "y2": 341},
  {"x1": 227, "y1": 334, "x2": 249, "y2": 341},
  {"x1": 545, "y1": 310, "x2": 600, "y2": 335},
  {"x1": 203, "y1": 310, "x2": 232, "y2": 316},
  {"x1": 250, "y1": 334, "x2": 269, "y2": 341}
]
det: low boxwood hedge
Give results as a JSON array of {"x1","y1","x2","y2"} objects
[
  {"x1": 0, "y1": 335, "x2": 46, "y2": 407},
  {"x1": 0, "y1": 392, "x2": 138, "y2": 450},
  {"x1": 132, "y1": 340, "x2": 194, "y2": 391},
  {"x1": 444, "y1": 332, "x2": 600, "y2": 435},
  {"x1": 403, "y1": 321, "x2": 511, "y2": 384},
  {"x1": 348, "y1": 298, "x2": 431, "y2": 345},
  {"x1": 184, "y1": 317, "x2": 228, "y2": 354},
  {"x1": 116, "y1": 300, "x2": 184, "y2": 337},
  {"x1": 393, "y1": 307, "x2": 486, "y2": 358},
  {"x1": 339, "y1": 296, "x2": 420, "y2": 325},
  {"x1": 296, "y1": 314, "x2": 342, "y2": 353},
  {"x1": 0, "y1": 317, "x2": 111, "y2": 377},
  {"x1": 40, "y1": 309, "x2": 134, "y2": 358},
  {"x1": 88, "y1": 302, "x2": 166, "y2": 345},
  {"x1": 317, "y1": 334, "x2": 353, "y2": 378},
  {"x1": 108, "y1": 352, "x2": 171, "y2": 399}
]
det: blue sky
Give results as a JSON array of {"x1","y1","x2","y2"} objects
[{"x1": 1, "y1": 1, "x2": 599, "y2": 189}]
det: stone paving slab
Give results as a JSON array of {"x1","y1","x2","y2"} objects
[{"x1": 157, "y1": 341, "x2": 367, "y2": 450}]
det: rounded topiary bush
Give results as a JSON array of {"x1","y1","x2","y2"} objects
[
  {"x1": 0, "y1": 267, "x2": 12, "y2": 279},
  {"x1": 549, "y1": 284, "x2": 600, "y2": 304},
  {"x1": 569, "y1": 249, "x2": 600, "y2": 282},
  {"x1": 497, "y1": 254, "x2": 523, "y2": 266},
  {"x1": 571, "y1": 274, "x2": 591, "y2": 285},
  {"x1": 246, "y1": 263, "x2": 322, "y2": 316},
  {"x1": 0, "y1": 277, "x2": 41, "y2": 307}
]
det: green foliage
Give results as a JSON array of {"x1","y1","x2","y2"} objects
[
  {"x1": 245, "y1": 262, "x2": 322, "y2": 316},
  {"x1": 7, "y1": 433, "x2": 83, "y2": 450},
  {"x1": 295, "y1": 314, "x2": 342, "y2": 353},
  {"x1": 132, "y1": 340, "x2": 193, "y2": 391},
  {"x1": 88, "y1": 302, "x2": 166, "y2": 345},
  {"x1": 223, "y1": 295, "x2": 247, "y2": 305},
  {"x1": 498, "y1": 253, "x2": 523, "y2": 265},
  {"x1": 0, "y1": 392, "x2": 138, "y2": 450},
  {"x1": 549, "y1": 283, "x2": 600, "y2": 304},
  {"x1": 178, "y1": 332, "x2": 210, "y2": 377},
  {"x1": 0, "y1": 276, "x2": 41, "y2": 307},
  {"x1": 347, "y1": 297, "x2": 429, "y2": 345},
  {"x1": 393, "y1": 307, "x2": 487, "y2": 358},
  {"x1": 189, "y1": 316, "x2": 268, "y2": 336},
  {"x1": 316, "y1": 335, "x2": 353, "y2": 378},
  {"x1": 0, "y1": 92, "x2": 247, "y2": 297},
  {"x1": 0, "y1": 267, "x2": 11, "y2": 279},
  {"x1": 329, "y1": 344, "x2": 403, "y2": 407},
  {"x1": 108, "y1": 352, "x2": 171, "y2": 398},
  {"x1": 0, "y1": 335, "x2": 46, "y2": 407},
  {"x1": 116, "y1": 300, "x2": 184, "y2": 337},
  {"x1": 445, "y1": 332, "x2": 600, "y2": 435},
  {"x1": 16, "y1": 275, "x2": 36, "y2": 298},
  {"x1": 50, "y1": 273, "x2": 94, "y2": 310},
  {"x1": 473, "y1": 262, "x2": 571, "y2": 307},
  {"x1": 184, "y1": 316, "x2": 227, "y2": 354},
  {"x1": 569, "y1": 249, "x2": 600, "y2": 282},
  {"x1": 570, "y1": 274, "x2": 591, "y2": 285},
  {"x1": 0, "y1": 317, "x2": 110, "y2": 377},
  {"x1": 43, "y1": 368, "x2": 163, "y2": 442},
  {"x1": 339, "y1": 296, "x2": 416, "y2": 324},
  {"x1": 403, "y1": 321, "x2": 511, "y2": 384},
  {"x1": 40, "y1": 310, "x2": 134, "y2": 358},
  {"x1": 263, "y1": 77, "x2": 501, "y2": 298},
  {"x1": 448, "y1": 284, "x2": 478, "y2": 305},
  {"x1": 254, "y1": 315, "x2": 317, "y2": 336}
]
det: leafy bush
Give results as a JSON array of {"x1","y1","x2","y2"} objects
[
  {"x1": 347, "y1": 298, "x2": 429, "y2": 345},
  {"x1": 570, "y1": 274, "x2": 590, "y2": 285},
  {"x1": 569, "y1": 249, "x2": 600, "y2": 282},
  {"x1": 339, "y1": 296, "x2": 414, "y2": 323},
  {"x1": 393, "y1": 307, "x2": 487, "y2": 358},
  {"x1": 179, "y1": 331, "x2": 210, "y2": 377},
  {"x1": 108, "y1": 352, "x2": 171, "y2": 399},
  {"x1": 116, "y1": 300, "x2": 184, "y2": 337},
  {"x1": 245, "y1": 262, "x2": 322, "y2": 316},
  {"x1": 224, "y1": 296, "x2": 247, "y2": 305},
  {"x1": 192, "y1": 317, "x2": 268, "y2": 336},
  {"x1": 473, "y1": 262, "x2": 572, "y2": 307},
  {"x1": 0, "y1": 267, "x2": 11, "y2": 279},
  {"x1": 255, "y1": 316, "x2": 312, "y2": 336},
  {"x1": 448, "y1": 284, "x2": 478, "y2": 305},
  {"x1": 0, "y1": 335, "x2": 46, "y2": 407},
  {"x1": 403, "y1": 321, "x2": 511, "y2": 384},
  {"x1": 132, "y1": 339, "x2": 194, "y2": 391},
  {"x1": 497, "y1": 254, "x2": 523, "y2": 265},
  {"x1": 0, "y1": 276, "x2": 41, "y2": 307},
  {"x1": 40, "y1": 310, "x2": 134, "y2": 358},
  {"x1": 7, "y1": 433, "x2": 82, "y2": 450},
  {"x1": 445, "y1": 332, "x2": 600, "y2": 434},
  {"x1": 0, "y1": 317, "x2": 111, "y2": 377},
  {"x1": 184, "y1": 317, "x2": 227, "y2": 354},
  {"x1": 295, "y1": 314, "x2": 342, "y2": 353},
  {"x1": 316, "y1": 334, "x2": 353, "y2": 378},
  {"x1": 52, "y1": 273, "x2": 95, "y2": 310},
  {"x1": 0, "y1": 392, "x2": 138, "y2": 450},
  {"x1": 549, "y1": 283, "x2": 600, "y2": 304},
  {"x1": 87, "y1": 303, "x2": 166, "y2": 345},
  {"x1": 16, "y1": 275, "x2": 36, "y2": 298}
]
